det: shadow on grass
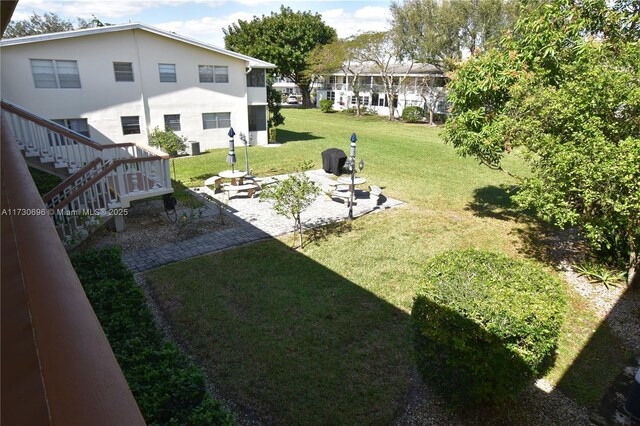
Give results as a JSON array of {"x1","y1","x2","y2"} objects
[
  {"x1": 146, "y1": 239, "x2": 413, "y2": 424},
  {"x1": 466, "y1": 184, "x2": 530, "y2": 221},
  {"x1": 306, "y1": 220, "x2": 353, "y2": 245},
  {"x1": 277, "y1": 129, "x2": 324, "y2": 144},
  {"x1": 141, "y1": 219, "x2": 616, "y2": 425}
]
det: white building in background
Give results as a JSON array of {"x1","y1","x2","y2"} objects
[
  {"x1": 273, "y1": 63, "x2": 449, "y2": 119},
  {"x1": 0, "y1": 23, "x2": 275, "y2": 150}
]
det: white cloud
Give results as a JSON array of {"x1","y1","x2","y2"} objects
[
  {"x1": 13, "y1": 0, "x2": 227, "y2": 20},
  {"x1": 16, "y1": 0, "x2": 153, "y2": 19},
  {"x1": 321, "y1": 6, "x2": 391, "y2": 39},
  {"x1": 156, "y1": 12, "x2": 257, "y2": 47}
]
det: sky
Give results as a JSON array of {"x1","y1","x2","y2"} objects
[{"x1": 12, "y1": 0, "x2": 394, "y2": 48}]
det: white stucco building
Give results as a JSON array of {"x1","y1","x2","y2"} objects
[
  {"x1": 274, "y1": 63, "x2": 449, "y2": 119},
  {"x1": 0, "y1": 23, "x2": 275, "y2": 150}
]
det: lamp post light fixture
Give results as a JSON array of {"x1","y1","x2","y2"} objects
[
  {"x1": 347, "y1": 132, "x2": 364, "y2": 219},
  {"x1": 239, "y1": 131, "x2": 251, "y2": 177}
]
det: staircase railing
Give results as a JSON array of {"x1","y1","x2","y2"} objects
[
  {"x1": 1, "y1": 99, "x2": 142, "y2": 172},
  {"x1": 1, "y1": 99, "x2": 173, "y2": 246},
  {"x1": 48, "y1": 157, "x2": 171, "y2": 244}
]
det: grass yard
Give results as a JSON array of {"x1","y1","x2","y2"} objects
[{"x1": 146, "y1": 109, "x2": 629, "y2": 423}]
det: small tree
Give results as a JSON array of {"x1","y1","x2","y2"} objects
[
  {"x1": 354, "y1": 31, "x2": 414, "y2": 121},
  {"x1": 260, "y1": 164, "x2": 320, "y2": 248},
  {"x1": 148, "y1": 126, "x2": 187, "y2": 179}
]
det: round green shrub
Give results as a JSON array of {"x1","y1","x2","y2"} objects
[
  {"x1": 401, "y1": 106, "x2": 424, "y2": 123},
  {"x1": 319, "y1": 99, "x2": 334, "y2": 113},
  {"x1": 412, "y1": 249, "x2": 567, "y2": 405}
]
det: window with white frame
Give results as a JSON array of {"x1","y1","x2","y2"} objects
[
  {"x1": 113, "y1": 62, "x2": 134, "y2": 82},
  {"x1": 30, "y1": 59, "x2": 81, "y2": 88},
  {"x1": 53, "y1": 118, "x2": 90, "y2": 137},
  {"x1": 121, "y1": 116, "x2": 140, "y2": 135},
  {"x1": 350, "y1": 95, "x2": 369, "y2": 106},
  {"x1": 202, "y1": 112, "x2": 231, "y2": 130},
  {"x1": 164, "y1": 114, "x2": 181, "y2": 131},
  {"x1": 199, "y1": 65, "x2": 229, "y2": 83},
  {"x1": 159, "y1": 63, "x2": 176, "y2": 82},
  {"x1": 327, "y1": 91, "x2": 335, "y2": 101}
]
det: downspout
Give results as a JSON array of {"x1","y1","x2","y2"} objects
[{"x1": 133, "y1": 29, "x2": 151, "y2": 140}]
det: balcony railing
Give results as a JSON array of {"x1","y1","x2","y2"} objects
[{"x1": 1, "y1": 113, "x2": 145, "y2": 425}]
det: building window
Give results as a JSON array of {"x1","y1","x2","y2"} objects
[
  {"x1": 202, "y1": 112, "x2": 231, "y2": 129},
  {"x1": 350, "y1": 96, "x2": 370, "y2": 106},
  {"x1": 248, "y1": 106, "x2": 267, "y2": 132},
  {"x1": 246, "y1": 69, "x2": 265, "y2": 87},
  {"x1": 121, "y1": 116, "x2": 140, "y2": 135},
  {"x1": 53, "y1": 118, "x2": 90, "y2": 137},
  {"x1": 436, "y1": 98, "x2": 450, "y2": 114},
  {"x1": 113, "y1": 62, "x2": 134, "y2": 82},
  {"x1": 199, "y1": 65, "x2": 229, "y2": 83},
  {"x1": 159, "y1": 63, "x2": 176, "y2": 82},
  {"x1": 31, "y1": 59, "x2": 81, "y2": 88},
  {"x1": 199, "y1": 65, "x2": 213, "y2": 83},
  {"x1": 214, "y1": 66, "x2": 228, "y2": 83},
  {"x1": 164, "y1": 114, "x2": 181, "y2": 131},
  {"x1": 327, "y1": 91, "x2": 335, "y2": 101}
]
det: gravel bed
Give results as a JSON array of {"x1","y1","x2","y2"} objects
[{"x1": 81, "y1": 198, "x2": 238, "y2": 254}]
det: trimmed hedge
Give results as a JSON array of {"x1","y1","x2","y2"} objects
[
  {"x1": 401, "y1": 106, "x2": 424, "y2": 123},
  {"x1": 319, "y1": 99, "x2": 333, "y2": 113},
  {"x1": 71, "y1": 248, "x2": 234, "y2": 425},
  {"x1": 412, "y1": 249, "x2": 566, "y2": 405}
]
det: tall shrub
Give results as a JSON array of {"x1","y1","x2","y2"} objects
[
  {"x1": 319, "y1": 99, "x2": 334, "y2": 113},
  {"x1": 412, "y1": 249, "x2": 567, "y2": 405},
  {"x1": 401, "y1": 106, "x2": 424, "y2": 123}
]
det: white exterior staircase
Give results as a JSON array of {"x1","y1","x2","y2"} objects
[{"x1": 2, "y1": 99, "x2": 174, "y2": 246}]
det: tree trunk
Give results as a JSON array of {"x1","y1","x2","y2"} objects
[
  {"x1": 429, "y1": 110, "x2": 434, "y2": 125},
  {"x1": 388, "y1": 93, "x2": 398, "y2": 121},
  {"x1": 299, "y1": 83, "x2": 312, "y2": 108},
  {"x1": 297, "y1": 216, "x2": 303, "y2": 248},
  {"x1": 629, "y1": 250, "x2": 639, "y2": 288},
  {"x1": 354, "y1": 90, "x2": 361, "y2": 116},
  {"x1": 299, "y1": 223, "x2": 303, "y2": 249}
]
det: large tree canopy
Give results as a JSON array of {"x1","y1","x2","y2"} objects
[
  {"x1": 390, "y1": 0, "x2": 520, "y2": 70},
  {"x1": 224, "y1": 6, "x2": 336, "y2": 108},
  {"x1": 4, "y1": 12, "x2": 109, "y2": 39},
  {"x1": 444, "y1": 0, "x2": 640, "y2": 286}
]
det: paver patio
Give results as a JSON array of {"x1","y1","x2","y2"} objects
[{"x1": 121, "y1": 169, "x2": 404, "y2": 272}]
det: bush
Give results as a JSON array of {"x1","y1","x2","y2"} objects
[
  {"x1": 268, "y1": 126, "x2": 277, "y2": 143},
  {"x1": 319, "y1": 99, "x2": 333, "y2": 113},
  {"x1": 412, "y1": 249, "x2": 566, "y2": 405},
  {"x1": 401, "y1": 106, "x2": 424, "y2": 123},
  {"x1": 71, "y1": 248, "x2": 234, "y2": 425}
]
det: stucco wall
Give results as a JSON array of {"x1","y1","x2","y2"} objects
[{"x1": 1, "y1": 29, "x2": 268, "y2": 149}]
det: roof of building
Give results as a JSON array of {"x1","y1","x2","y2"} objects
[{"x1": 0, "y1": 23, "x2": 276, "y2": 69}]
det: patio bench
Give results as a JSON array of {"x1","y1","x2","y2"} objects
[
  {"x1": 204, "y1": 175, "x2": 222, "y2": 188},
  {"x1": 369, "y1": 185, "x2": 383, "y2": 205},
  {"x1": 223, "y1": 183, "x2": 260, "y2": 199},
  {"x1": 331, "y1": 190, "x2": 354, "y2": 207}
]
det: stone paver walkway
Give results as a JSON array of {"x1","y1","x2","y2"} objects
[{"x1": 122, "y1": 169, "x2": 404, "y2": 272}]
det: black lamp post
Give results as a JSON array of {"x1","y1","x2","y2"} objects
[{"x1": 346, "y1": 132, "x2": 364, "y2": 219}]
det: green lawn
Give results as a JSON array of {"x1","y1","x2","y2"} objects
[{"x1": 146, "y1": 109, "x2": 628, "y2": 423}]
